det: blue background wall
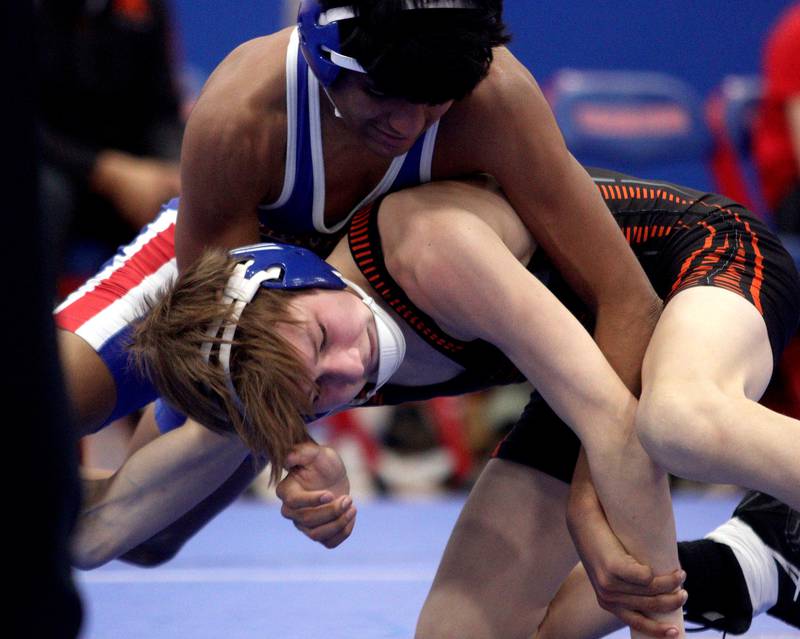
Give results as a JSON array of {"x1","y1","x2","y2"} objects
[
  {"x1": 504, "y1": 1, "x2": 792, "y2": 96},
  {"x1": 170, "y1": 1, "x2": 794, "y2": 94},
  {"x1": 170, "y1": 1, "x2": 285, "y2": 80}
]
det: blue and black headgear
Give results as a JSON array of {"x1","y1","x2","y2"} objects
[
  {"x1": 297, "y1": 0, "x2": 477, "y2": 87},
  {"x1": 201, "y1": 242, "x2": 406, "y2": 420}
]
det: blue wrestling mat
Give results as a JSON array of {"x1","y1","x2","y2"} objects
[{"x1": 76, "y1": 494, "x2": 797, "y2": 638}]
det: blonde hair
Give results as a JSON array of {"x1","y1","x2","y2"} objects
[{"x1": 130, "y1": 249, "x2": 315, "y2": 484}]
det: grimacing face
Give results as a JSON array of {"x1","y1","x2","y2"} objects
[
  {"x1": 326, "y1": 71, "x2": 453, "y2": 158},
  {"x1": 276, "y1": 287, "x2": 379, "y2": 416}
]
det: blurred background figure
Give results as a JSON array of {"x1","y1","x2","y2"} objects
[
  {"x1": 36, "y1": 0, "x2": 184, "y2": 291},
  {"x1": 36, "y1": 0, "x2": 186, "y2": 470},
  {"x1": 754, "y1": 1, "x2": 800, "y2": 233}
]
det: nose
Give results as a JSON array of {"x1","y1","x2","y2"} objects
[
  {"x1": 386, "y1": 102, "x2": 428, "y2": 138},
  {"x1": 322, "y1": 346, "x2": 365, "y2": 383}
]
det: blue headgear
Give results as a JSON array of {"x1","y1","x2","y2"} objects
[
  {"x1": 297, "y1": 0, "x2": 476, "y2": 87},
  {"x1": 228, "y1": 242, "x2": 347, "y2": 292},
  {"x1": 201, "y1": 242, "x2": 406, "y2": 421},
  {"x1": 297, "y1": 0, "x2": 365, "y2": 87}
]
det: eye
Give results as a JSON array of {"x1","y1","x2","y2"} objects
[
  {"x1": 318, "y1": 323, "x2": 328, "y2": 351},
  {"x1": 365, "y1": 84, "x2": 388, "y2": 99}
]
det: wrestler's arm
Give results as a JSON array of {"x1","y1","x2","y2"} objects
[
  {"x1": 72, "y1": 418, "x2": 250, "y2": 569},
  {"x1": 542, "y1": 450, "x2": 687, "y2": 639},
  {"x1": 447, "y1": 54, "x2": 686, "y2": 631},
  {"x1": 443, "y1": 49, "x2": 661, "y2": 393},
  {"x1": 379, "y1": 188, "x2": 642, "y2": 454},
  {"x1": 381, "y1": 187, "x2": 683, "y2": 637},
  {"x1": 109, "y1": 406, "x2": 266, "y2": 566},
  {"x1": 175, "y1": 37, "x2": 285, "y2": 270},
  {"x1": 120, "y1": 406, "x2": 355, "y2": 560}
]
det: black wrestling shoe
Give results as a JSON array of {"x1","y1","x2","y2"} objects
[
  {"x1": 733, "y1": 491, "x2": 800, "y2": 630},
  {"x1": 679, "y1": 539, "x2": 752, "y2": 635}
]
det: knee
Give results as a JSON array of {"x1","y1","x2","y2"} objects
[{"x1": 636, "y1": 383, "x2": 727, "y2": 478}]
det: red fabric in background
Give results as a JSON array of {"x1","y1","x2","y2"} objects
[{"x1": 753, "y1": 2, "x2": 800, "y2": 210}]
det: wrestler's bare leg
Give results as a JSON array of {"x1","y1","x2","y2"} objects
[
  {"x1": 416, "y1": 458, "x2": 578, "y2": 639},
  {"x1": 637, "y1": 287, "x2": 800, "y2": 509}
]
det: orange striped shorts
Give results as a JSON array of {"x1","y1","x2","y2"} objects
[{"x1": 592, "y1": 169, "x2": 800, "y2": 363}]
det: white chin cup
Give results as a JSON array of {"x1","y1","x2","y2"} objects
[{"x1": 340, "y1": 278, "x2": 405, "y2": 397}]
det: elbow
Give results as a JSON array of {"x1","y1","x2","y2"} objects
[
  {"x1": 71, "y1": 538, "x2": 180, "y2": 570},
  {"x1": 70, "y1": 519, "x2": 138, "y2": 570},
  {"x1": 71, "y1": 538, "x2": 117, "y2": 571},
  {"x1": 118, "y1": 541, "x2": 181, "y2": 567},
  {"x1": 71, "y1": 528, "x2": 184, "y2": 569}
]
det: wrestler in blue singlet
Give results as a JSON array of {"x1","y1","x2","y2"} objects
[
  {"x1": 256, "y1": 29, "x2": 439, "y2": 253},
  {"x1": 56, "y1": 27, "x2": 441, "y2": 431}
]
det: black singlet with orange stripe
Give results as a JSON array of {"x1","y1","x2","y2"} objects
[
  {"x1": 589, "y1": 167, "x2": 800, "y2": 358},
  {"x1": 347, "y1": 167, "x2": 800, "y2": 407}
]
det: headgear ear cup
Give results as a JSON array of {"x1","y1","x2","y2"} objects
[{"x1": 297, "y1": 0, "x2": 360, "y2": 87}]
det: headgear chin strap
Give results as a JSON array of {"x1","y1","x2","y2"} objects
[
  {"x1": 201, "y1": 243, "x2": 406, "y2": 422},
  {"x1": 297, "y1": 0, "x2": 478, "y2": 87},
  {"x1": 339, "y1": 277, "x2": 406, "y2": 401}
]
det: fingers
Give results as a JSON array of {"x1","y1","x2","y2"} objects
[
  {"x1": 591, "y1": 564, "x2": 687, "y2": 636},
  {"x1": 610, "y1": 607, "x2": 682, "y2": 639},
  {"x1": 277, "y1": 442, "x2": 354, "y2": 548},
  {"x1": 613, "y1": 557, "x2": 654, "y2": 587},
  {"x1": 281, "y1": 495, "x2": 352, "y2": 528},
  {"x1": 293, "y1": 502, "x2": 357, "y2": 549},
  {"x1": 594, "y1": 565, "x2": 652, "y2": 593},
  {"x1": 275, "y1": 483, "x2": 333, "y2": 510},
  {"x1": 598, "y1": 588, "x2": 688, "y2": 615},
  {"x1": 595, "y1": 568, "x2": 685, "y2": 598},
  {"x1": 280, "y1": 495, "x2": 357, "y2": 547},
  {"x1": 647, "y1": 569, "x2": 687, "y2": 595},
  {"x1": 321, "y1": 510, "x2": 357, "y2": 548}
]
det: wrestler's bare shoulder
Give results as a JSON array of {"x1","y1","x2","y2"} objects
[
  {"x1": 436, "y1": 47, "x2": 550, "y2": 173},
  {"x1": 183, "y1": 29, "x2": 291, "y2": 192},
  {"x1": 190, "y1": 29, "x2": 292, "y2": 131}
]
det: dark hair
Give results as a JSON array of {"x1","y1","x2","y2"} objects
[{"x1": 323, "y1": 0, "x2": 511, "y2": 104}]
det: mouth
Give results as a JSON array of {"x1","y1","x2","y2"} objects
[{"x1": 371, "y1": 124, "x2": 411, "y2": 147}]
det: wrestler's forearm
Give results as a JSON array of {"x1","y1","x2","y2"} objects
[
  {"x1": 580, "y1": 407, "x2": 684, "y2": 639},
  {"x1": 71, "y1": 420, "x2": 249, "y2": 569},
  {"x1": 120, "y1": 456, "x2": 264, "y2": 566},
  {"x1": 592, "y1": 293, "x2": 662, "y2": 395}
]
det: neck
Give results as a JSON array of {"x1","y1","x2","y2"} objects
[{"x1": 326, "y1": 238, "x2": 369, "y2": 290}]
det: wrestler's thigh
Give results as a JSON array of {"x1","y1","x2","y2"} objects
[
  {"x1": 643, "y1": 286, "x2": 773, "y2": 400},
  {"x1": 416, "y1": 458, "x2": 577, "y2": 639},
  {"x1": 58, "y1": 329, "x2": 117, "y2": 436}
]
